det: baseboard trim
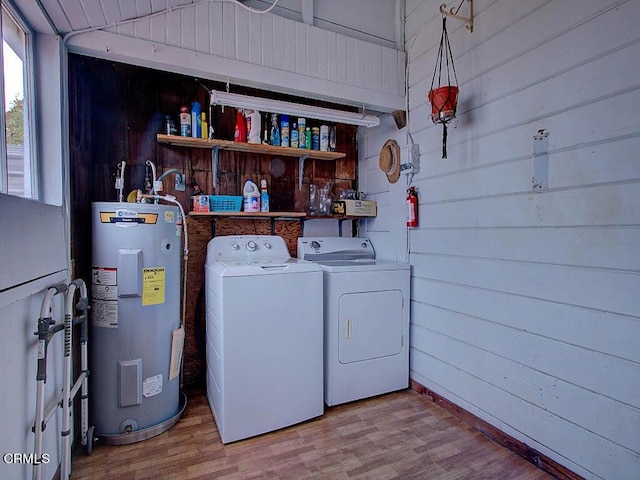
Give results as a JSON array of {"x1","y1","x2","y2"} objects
[{"x1": 410, "y1": 379, "x2": 583, "y2": 480}]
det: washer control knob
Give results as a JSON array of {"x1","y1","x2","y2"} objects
[
  {"x1": 246, "y1": 241, "x2": 257, "y2": 251},
  {"x1": 231, "y1": 242, "x2": 240, "y2": 251},
  {"x1": 310, "y1": 241, "x2": 321, "y2": 249},
  {"x1": 263, "y1": 242, "x2": 272, "y2": 249}
]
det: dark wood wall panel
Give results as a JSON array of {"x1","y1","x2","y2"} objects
[{"x1": 69, "y1": 54, "x2": 357, "y2": 386}]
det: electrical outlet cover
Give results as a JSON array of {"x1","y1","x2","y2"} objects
[
  {"x1": 400, "y1": 144, "x2": 420, "y2": 175},
  {"x1": 175, "y1": 173, "x2": 186, "y2": 192}
]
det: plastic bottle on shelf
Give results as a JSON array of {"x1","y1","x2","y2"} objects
[
  {"x1": 320, "y1": 125, "x2": 329, "y2": 151},
  {"x1": 298, "y1": 118, "x2": 306, "y2": 149},
  {"x1": 191, "y1": 101, "x2": 201, "y2": 138},
  {"x1": 270, "y1": 113, "x2": 280, "y2": 146},
  {"x1": 260, "y1": 179, "x2": 270, "y2": 212},
  {"x1": 243, "y1": 179, "x2": 260, "y2": 212},
  {"x1": 291, "y1": 121, "x2": 299, "y2": 148},
  {"x1": 247, "y1": 109, "x2": 261, "y2": 144},
  {"x1": 180, "y1": 106, "x2": 191, "y2": 137},
  {"x1": 280, "y1": 115, "x2": 290, "y2": 147},
  {"x1": 234, "y1": 109, "x2": 247, "y2": 142},
  {"x1": 200, "y1": 112, "x2": 208, "y2": 139}
]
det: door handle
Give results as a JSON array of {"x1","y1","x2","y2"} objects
[{"x1": 345, "y1": 318, "x2": 351, "y2": 339}]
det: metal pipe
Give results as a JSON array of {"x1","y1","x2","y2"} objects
[
  {"x1": 145, "y1": 160, "x2": 158, "y2": 202},
  {"x1": 33, "y1": 284, "x2": 66, "y2": 480},
  {"x1": 61, "y1": 283, "x2": 76, "y2": 479},
  {"x1": 70, "y1": 278, "x2": 90, "y2": 450},
  {"x1": 117, "y1": 161, "x2": 126, "y2": 202},
  {"x1": 140, "y1": 193, "x2": 189, "y2": 387},
  {"x1": 156, "y1": 168, "x2": 182, "y2": 182}
]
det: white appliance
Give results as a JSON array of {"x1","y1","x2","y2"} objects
[
  {"x1": 205, "y1": 235, "x2": 324, "y2": 443},
  {"x1": 298, "y1": 237, "x2": 410, "y2": 406}
]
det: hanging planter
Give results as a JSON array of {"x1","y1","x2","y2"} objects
[
  {"x1": 428, "y1": 85, "x2": 459, "y2": 124},
  {"x1": 428, "y1": 16, "x2": 459, "y2": 159}
]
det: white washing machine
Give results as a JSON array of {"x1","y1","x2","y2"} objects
[
  {"x1": 205, "y1": 235, "x2": 324, "y2": 443},
  {"x1": 298, "y1": 237, "x2": 410, "y2": 406}
]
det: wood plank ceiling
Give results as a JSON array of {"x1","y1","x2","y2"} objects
[{"x1": 36, "y1": 0, "x2": 201, "y2": 34}]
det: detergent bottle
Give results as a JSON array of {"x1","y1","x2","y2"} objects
[{"x1": 243, "y1": 179, "x2": 260, "y2": 212}]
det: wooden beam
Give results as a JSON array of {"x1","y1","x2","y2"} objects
[{"x1": 301, "y1": 0, "x2": 313, "y2": 26}]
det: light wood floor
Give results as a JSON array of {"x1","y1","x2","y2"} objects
[{"x1": 71, "y1": 386, "x2": 554, "y2": 479}]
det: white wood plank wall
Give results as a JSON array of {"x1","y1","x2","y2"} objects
[
  {"x1": 361, "y1": 0, "x2": 640, "y2": 478},
  {"x1": 64, "y1": 2, "x2": 405, "y2": 112},
  {"x1": 239, "y1": 0, "x2": 400, "y2": 49}
]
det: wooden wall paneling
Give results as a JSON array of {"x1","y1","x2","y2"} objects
[
  {"x1": 293, "y1": 182, "x2": 310, "y2": 215},
  {"x1": 295, "y1": 21, "x2": 308, "y2": 75},
  {"x1": 235, "y1": 5, "x2": 250, "y2": 63},
  {"x1": 194, "y1": 2, "x2": 210, "y2": 55},
  {"x1": 222, "y1": 2, "x2": 236, "y2": 58},
  {"x1": 211, "y1": 105, "x2": 236, "y2": 142},
  {"x1": 272, "y1": 14, "x2": 285, "y2": 71},
  {"x1": 215, "y1": 218, "x2": 271, "y2": 236},
  {"x1": 261, "y1": 13, "x2": 274, "y2": 68},
  {"x1": 182, "y1": 217, "x2": 212, "y2": 385},
  {"x1": 272, "y1": 172, "x2": 296, "y2": 212},
  {"x1": 388, "y1": 1, "x2": 640, "y2": 478},
  {"x1": 209, "y1": 1, "x2": 224, "y2": 57},
  {"x1": 69, "y1": 54, "x2": 360, "y2": 387},
  {"x1": 248, "y1": 10, "x2": 263, "y2": 65},
  {"x1": 149, "y1": 9, "x2": 166, "y2": 44},
  {"x1": 334, "y1": 34, "x2": 348, "y2": 84},
  {"x1": 69, "y1": 59, "x2": 93, "y2": 285},
  {"x1": 314, "y1": 27, "x2": 328, "y2": 80},
  {"x1": 282, "y1": 16, "x2": 297, "y2": 73},
  {"x1": 274, "y1": 220, "x2": 303, "y2": 257},
  {"x1": 326, "y1": 31, "x2": 338, "y2": 83}
]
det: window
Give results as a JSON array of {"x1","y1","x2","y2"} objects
[{"x1": 1, "y1": 1, "x2": 36, "y2": 199}]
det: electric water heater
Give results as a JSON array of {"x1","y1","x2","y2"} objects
[{"x1": 91, "y1": 202, "x2": 184, "y2": 444}]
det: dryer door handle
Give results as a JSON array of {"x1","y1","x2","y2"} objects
[{"x1": 345, "y1": 318, "x2": 352, "y2": 339}]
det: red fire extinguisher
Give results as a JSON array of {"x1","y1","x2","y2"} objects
[{"x1": 406, "y1": 186, "x2": 418, "y2": 228}]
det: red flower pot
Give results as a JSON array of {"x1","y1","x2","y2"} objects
[{"x1": 428, "y1": 86, "x2": 458, "y2": 123}]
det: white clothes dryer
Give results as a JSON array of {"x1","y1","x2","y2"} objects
[
  {"x1": 298, "y1": 237, "x2": 410, "y2": 406},
  {"x1": 205, "y1": 235, "x2": 324, "y2": 443}
]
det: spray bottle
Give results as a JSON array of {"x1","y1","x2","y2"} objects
[{"x1": 260, "y1": 179, "x2": 270, "y2": 212}]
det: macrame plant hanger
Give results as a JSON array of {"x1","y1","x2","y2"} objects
[{"x1": 428, "y1": 15, "x2": 459, "y2": 159}]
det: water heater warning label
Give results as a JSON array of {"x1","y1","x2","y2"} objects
[
  {"x1": 142, "y1": 267, "x2": 165, "y2": 306},
  {"x1": 92, "y1": 267, "x2": 118, "y2": 328},
  {"x1": 143, "y1": 374, "x2": 163, "y2": 397},
  {"x1": 92, "y1": 267, "x2": 116, "y2": 285}
]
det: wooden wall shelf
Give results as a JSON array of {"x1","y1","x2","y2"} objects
[
  {"x1": 157, "y1": 134, "x2": 346, "y2": 191},
  {"x1": 188, "y1": 212, "x2": 367, "y2": 237},
  {"x1": 157, "y1": 135, "x2": 345, "y2": 160},
  {"x1": 189, "y1": 211, "x2": 306, "y2": 218}
]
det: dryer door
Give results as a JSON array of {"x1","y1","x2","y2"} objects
[{"x1": 338, "y1": 290, "x2": 404, "y2": 364}]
